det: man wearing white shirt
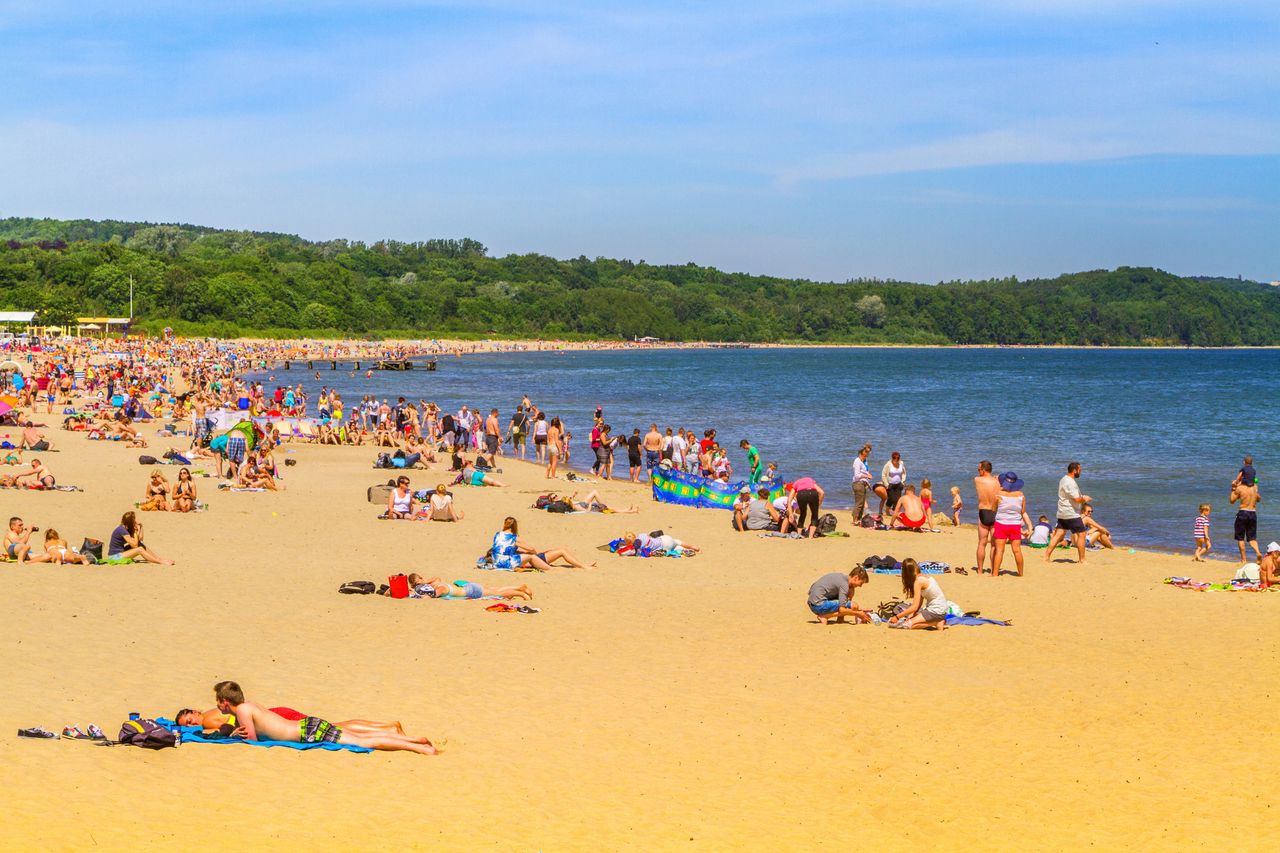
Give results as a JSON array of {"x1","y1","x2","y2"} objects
[{"x1": 851, "y1": 444, "x2": 873, "y2": 523}]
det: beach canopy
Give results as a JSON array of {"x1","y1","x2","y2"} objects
[{"x1": 650, "y1": 465, "x2": 782, "y2": 510}]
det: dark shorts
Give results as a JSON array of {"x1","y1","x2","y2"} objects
[
  {"x1": 978, "y1": 508, "x2": 996, "y2": 528},
  {"x1": 645, "y1": 450, "x2": 660, "y2": 469},
  {"x1": 300, "y1": 716, "x2": 342, "y2": 744},
  {"x1": 485, "y1": 434, "x2": 499, "y2": 455},
  {"x1": 628, "y1": 452, "x2": 642, "y2": 467},
  {"x1": 1057, "y1": 516, "x2": 1086, "y2": 534},
  {"x1": 1234, "y1": 510, "x2": 1257, "y2": 542}
]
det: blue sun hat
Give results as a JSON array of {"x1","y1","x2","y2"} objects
[{"x1": 998, "y1": 471, "x2": 1024, "y2": 491}]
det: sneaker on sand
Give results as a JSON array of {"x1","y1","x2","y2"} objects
[
  {"x1": 87, "y1": 724, "x2": 107, "y2": 740},
  {"x1": 62, "y1": 726, "x2": 92, "y2": 740},
  {"x1": 17, "y1": 727, "x2": 59, "y2": 739}
]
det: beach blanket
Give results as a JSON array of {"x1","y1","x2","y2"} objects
[
  {"x1": 1163, "y1": 576, "x2": 1271, "y2": 592},
  {"x1": 650, "y1": 466, "x2": 781, "y2": 511},
  {"x1": 156, "y1": 719, "x2": 372, "y2": 753},
  {"x1": 871, "y1": 566, "x2": 947, "y2": 574}
]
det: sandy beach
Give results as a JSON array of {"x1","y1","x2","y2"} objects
[{"x1": 1, "y1": 417, "x2": 1278, "y2": 851}]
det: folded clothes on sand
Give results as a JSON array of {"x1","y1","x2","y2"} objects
[{"x1": 1163, "y1": 576, "x2": 1272, "y2": 592}]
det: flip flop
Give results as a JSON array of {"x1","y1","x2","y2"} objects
[{"x1": 955, "y1": 567, "x2": 968, "y2": 575}]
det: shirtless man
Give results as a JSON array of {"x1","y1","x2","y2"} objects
[
  {"x1": 1230, "y1": 480, "x2": 1262, "y2": 563},
  {"x1": 889, "y1": 484, "x2": 928, "y2": 530},
  {"x1": 4, "y1": 516, "x2": 40, "y2": 564},
  {"x1": 212, "y1": 680, "x2": 438, "y2": 755},
  {"x1": 20, "y1": 422, "x2": 50, "y2": 451},
  {"x1": 974, "y1": 460, "x2": 1000, "y2": 574},
  {"x1": 174, "y1": 706, "x2": 411, "y2": 739},
  {"x1": 484, "y1": 408, "x2": 502, "y2": 458},
  {"x1": 14, "y1": 458, "x2": 56, "y2": 488},
  {"x1": 1259, "y1": 542, "x2": 1280, "y2": 587},
  {"x1": 643, "y1": 424, "x2": 663, "y2": 473}
]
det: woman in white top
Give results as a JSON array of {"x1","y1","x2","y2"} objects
[
  {"x1": 427, "y1": 483, "x2": 464, "y2": 521},
  {"x1": 386, "y1": 476, "x2": 416, "y2": 519},
  {"x1": 990, "y1": 471, "x2": 1034, "y2": 577},
  {"x1": 880, "y1": 451, "x2": 906, "y2": 516},
  {"x1": 889, "y1": 558, "x2": 948, "y2": 630}
]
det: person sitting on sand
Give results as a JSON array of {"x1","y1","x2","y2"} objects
[
  {"x1": 888, "y1": 558, "x2": 948, "y2": 630},
  {"x1": 1260, "y1": 541, "x2": 1280, "y2": 588},
  {"x1": 209, "y1": 681, "x2": 438, "y2": 754},
  {"x1": 458, "y1": 460, "x2": 506, "y2": 488},
  {"x1": 422, "y1": 483, "x2": 463, "y2": 521},
  {"x1": 491, "y1": 516, "x2": 594, "y2": 571},
  {"x1": 108, "y1": 511, "x2": 175, "y2": 564},
  {"x1": 40, "y1": 528, "x2": 93, "y2": 565},
  {"x1": 14, "y1": 457, "x2": 56, "y2": 489},
  {"x1": 174, "y1": 707, "x2": 411, "y2": 740},
  {"x1": 386, "y1": 476, "x2": 417, "y2": 519},
  {"x1": 889, "y1": 484, "x2": 928, "y2": 530},
  {"x1": 20, "y1": 422, "x2": 50, "y2": 451},
  {"x1": 807, "y1": 566, "x2": 872, "y2": 625},
  {"x1": 4, "y1": 516, "x2": 39, "y2": 564},
  {"x1": 143, "y1": 470, "x2": 172, "y2": 511},
  {"x1": 407, "y1": 572, "x2": 532, "y2": 600},
  {"x1": 621, "y1": 531, "x2": 701, "y2": 555},
  {"x1": 173, "y1": 468, "x2": 198, "y2": 513},
  {"x1": 1081, "y1": 504, "x2": 1113, "y2": 550},
  {"x1": 738, "y1": 486, "x2": 782, "y2": 532}
]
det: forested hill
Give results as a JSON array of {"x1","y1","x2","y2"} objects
[{"x1": 2, "y1": 216, "x2": 1277, "y2": 345}]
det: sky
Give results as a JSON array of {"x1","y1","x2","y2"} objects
[{"x1": 1, "y1": 0, "x2": 1277, "y2": 282}]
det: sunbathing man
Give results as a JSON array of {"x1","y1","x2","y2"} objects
[
  {"x1": 174, "y1": 707, "x2": 411, "y2": 739},
  {"x1": 889, "y1": 484, "x2": 928, "y2": 530},
  {"x1": 211, "y1": 680, "x2": 438, "y2": 754},
  {"x1": 407, "y1": 572, "x2": 532, "y2": 600},
  {"x1": 1260, "y1": 542, "x2": 1280, "y2": 588},
  {"x1": 21, "y1": 422, "x2": 51, "y2": 451},
  {"x1": 14, "y1": 458, "x2": 56, "y2": 489}
]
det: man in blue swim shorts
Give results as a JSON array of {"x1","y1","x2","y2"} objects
[{"x1": 806, "y1": 567, "x2": 871, "y2": 625}]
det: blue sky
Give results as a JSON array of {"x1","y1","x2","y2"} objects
[{"x1": 1, "y1": 1, "x2": 1276, "y2": 282}]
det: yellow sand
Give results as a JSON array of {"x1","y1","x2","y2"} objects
[{"x1": 1, "y1": 423, "x2": 1277, "y2": 851}]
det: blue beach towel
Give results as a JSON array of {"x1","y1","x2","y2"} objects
[{"x1": 155, "y1": 719, "x2": 373, "y2": 753}]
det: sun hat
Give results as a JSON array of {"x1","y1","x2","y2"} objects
[
  {"x1": 998, "y1": 471, "x2": 1024, "y2": 491},
  {"x1": 739, "y1": 485, "x2": 751, "y2": 494},
  {"x1": 1267, "y1": 541, "x2": 1280, "y2": 554}
]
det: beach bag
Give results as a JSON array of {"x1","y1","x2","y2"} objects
[
  {"x1": 367, "y1": 484, "x2": 393, "y2": 504},
  {"x1": 534, "y1": 495, "x2": 553, "y2": 510},
  {"x1": 816, "y1": 513, "x2": 838, "y2": 534},
  {"x1": 138, "y1": 455, "x2": 159, "y2": 465},
  {"x1": 339, "y1": 580, "x2": 376, "y2": 595},
  {"x1": 118, "y1": 718, "x2": 177, "y2": 750},
  {"x1": 388, "y1": 574, "x2": 410, "y2": 599},
  {"x1": 80, "y1": 538, "x2": 103, "y2": 561},
  {"x1": 547, "y1": 500, "x2": 572, "y2": 513},
  {"x1": 860, "y1": 515, "x2": 878, "y2": 529}
]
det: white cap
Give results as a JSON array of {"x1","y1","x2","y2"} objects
[{"x1": 1267, "y1": 541, "x2": 1280, "y2": 554}]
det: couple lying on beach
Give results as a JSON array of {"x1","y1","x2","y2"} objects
[{"x1": 176, "y1": 680, "x2": 439, "y2": 755}]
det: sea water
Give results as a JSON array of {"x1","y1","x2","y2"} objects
[{"x1": 261, "y1": 347, "x2": 1278, "y2": 554}]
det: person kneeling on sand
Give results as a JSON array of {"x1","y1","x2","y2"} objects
[
  {"x1": 407, "y1": 572, "x2": 531, "y2": 600},
  {"x1": 888, "y1": 558, "x2": 948, "y2": 630},
  {"x1": 889, "y1": 484, "x2": 928, "y2": 530},
  {"x1": 210, "y1": 680, "x2": 439, "y2": 755},
  {"x1": 807, "y1": 566, "x2": 871, "y2": 625}
]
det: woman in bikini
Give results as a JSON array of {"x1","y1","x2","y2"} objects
[
  {"x1": 407, "y1": 573, "x2": 531, "y2": 600},
  {"x1": 42, "y1": 529, "x2": 93, "y2": 565},
  {"x1": 545, "y1": 417, "x2": 562, "y2": 479},
  {"x1": 173, "y1": 468, "x2": 198, "y2": 513},
  {"x1": 144, "y1": 470, "x2": 172, "y2": 511}
]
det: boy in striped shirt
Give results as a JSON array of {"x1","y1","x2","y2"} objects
[{"x1": 1193, "y1": 504, "x2": 1211, "y2": 561}]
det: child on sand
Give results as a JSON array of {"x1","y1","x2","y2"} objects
[
  {"x1": 1028, "y1": 515, "x2": 1052, "y2": 547},
  {"x1": 211, "y1": 680, "x2": 438, "y2": 755},
  {"x1": 888, "y1": 558, "x2": 948, "y2": 630},
  {"x1": 806, "y1": 566, "x2": 871, "y2": 625},
  {"x1": 950, "y1": 486, "x2": 962, "y2": 526},
  {"x1": 1192, "y1": 504, "x2": 1211, "y2": 561}
]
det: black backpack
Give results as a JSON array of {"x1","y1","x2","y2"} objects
[
  {"x1": 816, "y1": 513, "x2": 838, "y2": 534},
  {"x1": 339, "y1": 580, "x2": 377, "y2": 595},
  {"x1": 118, "y1": 718, "x2": 177, "y2": 749},
  {"x1": 546, "y1": 500, "x2": 573, "y2": 513},
  {"x1": 138, "y1": 455, "x2": 159, "y2": 465}
]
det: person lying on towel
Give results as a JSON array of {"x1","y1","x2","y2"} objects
[{"x1": 202, "y1": 680, "x2": 439, "y2": 755}]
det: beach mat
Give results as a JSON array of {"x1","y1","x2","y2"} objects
[
  {"x1": 944, "y1": 615, "x2": 1010, "y2": 627},
  {"x1": 157, "y1": 719, "x2": 373, "y2": 753}
]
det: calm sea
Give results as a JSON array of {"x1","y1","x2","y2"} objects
[{"x1": 258, "y1": 347, "x2": 1277, "y2": 555}]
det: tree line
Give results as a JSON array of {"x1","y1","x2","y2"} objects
[{"x1": 1, "y1": 216, "x2": 1277, "y2": 345}]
